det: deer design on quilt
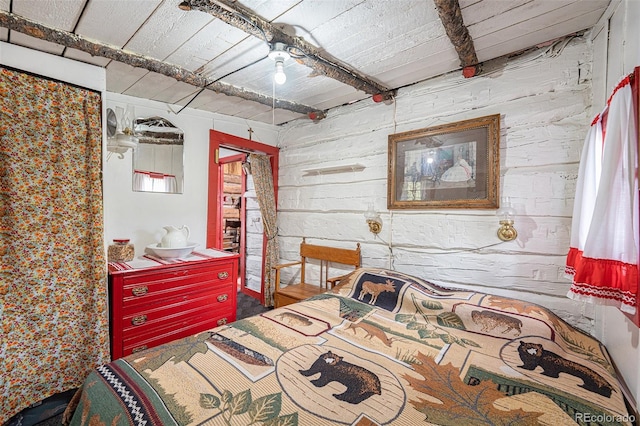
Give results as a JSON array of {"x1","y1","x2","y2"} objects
[{"x1": 358, "y1": 279, "x2": 396, "y2": 305}]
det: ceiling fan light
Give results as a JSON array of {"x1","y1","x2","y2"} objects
[
  {"x1": 268, "y1": 42, "x2": 290, "y2": 61},
  {"x1": 274, "y1": 60, "x2": 287, "y2": 85},
  {"x1": 269, "y1": 42, "x2": 290, "y2": 85}
]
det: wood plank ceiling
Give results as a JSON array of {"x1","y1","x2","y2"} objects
[{"x1": 0, "y1": 0, "x2": 610, "y2": 125}]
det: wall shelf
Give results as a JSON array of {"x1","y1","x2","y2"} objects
[{"x1": 302, "y1": 163, "x2": 366, "y2": 176}]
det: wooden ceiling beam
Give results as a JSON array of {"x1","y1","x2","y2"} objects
[
  {"x1": 0, "y1": 10, "x2": 320, "y2": 117},
  {"x1": 433, "y1": 0, "x2": 480, "y2": 78},
  {"x1": 179, "y1": 0, "x2": 395, "y2": 100}
]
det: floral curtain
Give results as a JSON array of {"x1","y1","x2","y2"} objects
[
  {"x1": 0, "y1": 67, "x2": 108, "y2": 421},
  {"x1": 565, "y1": 74, "x2": 638, "y2": 314},
  {"x1": 249, "y1": 153, "x2": 279, "y2": 307}
]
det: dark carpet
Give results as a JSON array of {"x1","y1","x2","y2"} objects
[
  {"x1": 10, "y1": 293, "x2": 271, "y2": 426},
  {"x1": 236, "y1": 290, "x2": 272, "y2": 320}
]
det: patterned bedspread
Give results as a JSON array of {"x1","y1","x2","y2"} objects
[{"x1": 68, "y1": 268, "x2": 634, "y2": 425}]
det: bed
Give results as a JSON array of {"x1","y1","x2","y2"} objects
[{"x1": 66, "y1": 267, "x2": 636, "y2": 425}]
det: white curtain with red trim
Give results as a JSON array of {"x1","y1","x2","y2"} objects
[
  {"x1": 133, "y1": 169, "x2": 178, "y2": 192},
  {"x1": 565, "y1": 76, "x2": 638, "y2": 314}
]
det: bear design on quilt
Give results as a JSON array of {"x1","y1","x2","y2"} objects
[
  {"x1": 517, "y1": 341, "x2": 614, "y2": 397},
  {"x1": 471, "y1": 310, "x2": 522, "y2": 336},
  {"x1": 299, "y1": 350, "x2": 382, "y2": 404}
]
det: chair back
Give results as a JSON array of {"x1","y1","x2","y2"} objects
[{"x1": 299, "y1": 238, "x2": 361, "y2": 289}]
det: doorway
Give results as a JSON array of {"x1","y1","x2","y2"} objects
[
  {"x1": 219, "y1": 154, "x2": 246, "y2": 291},
  {"x1": 207, "y1": 130, "x2": 279, "y2": 305}
]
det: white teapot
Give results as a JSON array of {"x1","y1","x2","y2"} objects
[{"x1": 160, "y1": 225, "x2": 190, "y2": 248}]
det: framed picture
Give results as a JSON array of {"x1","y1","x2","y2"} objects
[{"x1": 387, "y1": 114, "x2": 500, "y2": 209}]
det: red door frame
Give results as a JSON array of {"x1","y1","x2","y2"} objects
[{"x1": 207, "y1": 130, "x2": 279, "y2": 303}]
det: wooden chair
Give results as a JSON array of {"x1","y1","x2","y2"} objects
[{"x1": 273, "y1": 238, "x2": 361, "y2": 308}]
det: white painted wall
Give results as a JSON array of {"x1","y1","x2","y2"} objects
[
  {"x1": 278, "y1": 37, "x2": 594, "y2": 329},
  {"x1": 0, "y1": 41, "x2": 105, "y2": 92},
  {"x1": 104, "y1": 93, "x2": 278, "y2": 258},
  {"x1": 590, "y1": 0, "x2": 640, "y2": 410}
]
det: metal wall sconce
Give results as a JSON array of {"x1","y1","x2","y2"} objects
[
  {"x1": 364, "y1": 204, "x2": 382, "y2": 235},
  {"x1": 496, "y1": 197, "x2": 517, "y2": 241}
]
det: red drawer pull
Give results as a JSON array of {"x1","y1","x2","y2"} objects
[
  {"x1": 131, "y1": 315, "x2": 147, "y2": 326},
  {"x1": 217, "y1": 294, "x2": 228, "y2": 302},
  {"x1": 217, "y1": 271, "x2": 229, "y2": 279},
  {"x1": 217, "y1": 318, "x2": 228, "y2": 326},
  {"x1": 131, "y1": 286, "x2": 148, "y2": 297},
  {"x1": 132, "y1": 345, "x2": 147, "y2": 353}
]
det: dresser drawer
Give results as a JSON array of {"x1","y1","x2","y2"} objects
[
  {"x1": 122, "y1": 310, "x2": 234, "y2": 356},
  {"x1": 120, "y1": 262, "x2": 234, "y2": 308},
  {"x1": 121, "y1": 285, "x2": 234, "y2": 338}
]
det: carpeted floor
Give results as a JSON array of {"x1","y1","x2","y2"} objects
[
  {"x1": 13, "y1": 293, "x2": 271, "y2": 426},
  {"x1": 236, "y1": 290, "x2": 271, "y2": 319}
]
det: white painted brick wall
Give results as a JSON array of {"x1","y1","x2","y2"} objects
[{"x1": 275, "y1": 36, "x2": 595, "y2": 333}]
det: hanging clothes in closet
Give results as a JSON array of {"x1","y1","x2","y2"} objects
[{"x1": 565, "y1": 70, "x2": 639, "y2": 314}]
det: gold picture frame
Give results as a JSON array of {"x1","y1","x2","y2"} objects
[{"x1": 388, "y1": 114, "x2": 500, "y2": 210}]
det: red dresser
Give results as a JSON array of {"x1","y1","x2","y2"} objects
[{"x1": 108, "y1": 250, "x2": 239, "y2": 360}]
